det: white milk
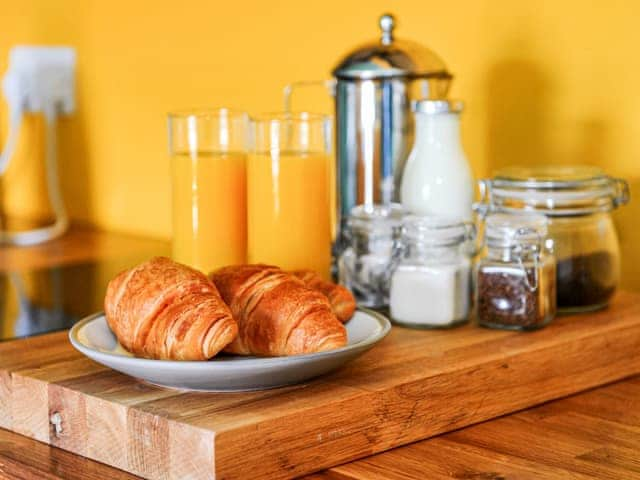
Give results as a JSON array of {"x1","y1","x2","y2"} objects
[{"x1": 400, "y1": 106, "x2": 474, "y2": 221}]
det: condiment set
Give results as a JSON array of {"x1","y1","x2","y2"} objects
[
  {"x1": 350, "y1": 163, "x2": 630, "y2": 331},
  {"x1": 325, "y1": 14, "x2": 630, "y2": 331}
]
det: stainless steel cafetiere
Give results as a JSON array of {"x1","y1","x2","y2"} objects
[{"x1": 285, "y1": 13, "x2": 453, "y2": 252}]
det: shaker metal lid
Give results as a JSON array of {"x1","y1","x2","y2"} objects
[
  {"x1": 411, "y1": 99, "x2": 464, "y2": 114},
  {"x1": 332, "y1": 13, "x2": 452, "y2": 81}
]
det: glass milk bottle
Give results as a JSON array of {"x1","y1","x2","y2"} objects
[{"x1": 400, "y1": 100, "x2": 474, "y2": 220}]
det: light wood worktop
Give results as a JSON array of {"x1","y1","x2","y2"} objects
[{"x1": 0, "y1": 227, "x2": 638, "y2": 479}]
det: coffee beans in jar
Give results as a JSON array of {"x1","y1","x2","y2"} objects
[
  {"x1": 475, "y1": 213, "x2": 556, "y2": 330},
  {"x1": 556, "y1": 251, "x2": 616, "y2": 309}
]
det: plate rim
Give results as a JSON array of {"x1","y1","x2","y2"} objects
[{"x1": 69, "y1": 308, "x2": 391, "y2": 367}]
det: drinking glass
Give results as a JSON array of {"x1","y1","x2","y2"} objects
[
  {"x1": 168, "y1": 108, "x2": 249, "y2": 272},
  {"x1": 248, "y1": 112, "x2": 333, "y2": 278}
]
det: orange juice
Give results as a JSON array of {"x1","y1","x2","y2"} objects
[
  {"x1": 171, "y1": 151, "x2": 246, "y2": 272},
  {"x1": 247, "y1": 151, "x2": 332, "y2": 278}
]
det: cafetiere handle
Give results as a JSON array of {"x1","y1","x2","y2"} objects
[{"x1": 283, "y1": 80, "x2": 336, "y2": 112}]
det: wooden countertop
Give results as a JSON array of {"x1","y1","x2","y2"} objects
[
  {"x1": 317, "y1": 375, "x2": 640, "y2": 480},
  {"x1": 1, "y1": 227, "x2": 638, "y2": 479},
  {"x1": 1, "y1": 375, "x2": 638, "y2": 479}
]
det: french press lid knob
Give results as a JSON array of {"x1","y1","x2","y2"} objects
[
  {"x1": 333, "y1": 12, "x2": 452, "y2": 84},
  {"x1": 379, "y1": 13, "x2": 395, "y2": 45}
]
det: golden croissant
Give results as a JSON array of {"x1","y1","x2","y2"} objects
[
  {"x1": 210, "y1": 264, "x2": 347, "y2": 356},
  {"x1": 291, "y1": 270, "x2": 356, "y2": 323},
  {"x1": 104, "y1": 257, "x2": 237, "y2": 360}
]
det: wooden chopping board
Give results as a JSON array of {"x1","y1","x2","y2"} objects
[{"x1": 2, "y1": 292, "x2": 640, "y2": 480}]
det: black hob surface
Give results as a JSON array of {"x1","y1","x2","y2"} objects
[{"x1": 0, "y1": 256, "x2": 157, "y2": 341}]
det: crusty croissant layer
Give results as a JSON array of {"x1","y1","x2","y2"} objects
[
  {"x1": 104, "y1": 257, "x2": 237, "y2": 360},
  {"x1": 291, "y1": 270, "x2": 356, "y2": 323},
  {"x1": 210, "y1": 265, "x2": 347, "y2": 356}
]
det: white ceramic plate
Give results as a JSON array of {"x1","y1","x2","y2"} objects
[{"x1": 69, "y1": 309, "x2": 390, "y2": 392}]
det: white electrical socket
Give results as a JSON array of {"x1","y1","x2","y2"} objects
[{"x1": 2, "y1": 46, "x2": 76, "y2": 116}]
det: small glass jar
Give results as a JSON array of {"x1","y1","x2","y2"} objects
[
  {"x1": 475, "y1": 213, "x2": 556, "y2": 331},
  {"x1": 389, "y1": 216, "x2": 474, "y2": 328},
  {"x1": 338, "y1": 204, "x2": 404, "y2": 308},
  {"x1": 477, "y1": 165, "x2": 629, "y2": 313}
]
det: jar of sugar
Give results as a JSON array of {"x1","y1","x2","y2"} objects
[
  {"x1": 389, "y1": 216, "x2": 474, "y2": 328},
  {"x1": 338, "y1": 204, "x2": 405, "y2": 308}
]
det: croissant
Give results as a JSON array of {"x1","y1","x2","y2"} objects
[
  {"x1": 104, "y1": 257, "x2": 237, "y2": 360},
  {"x1": 291, "y1": 270, "x2": 356, "y2": 323},
  {"x1": 209, "y1": 265, "x2": 347, "y2": 356}
]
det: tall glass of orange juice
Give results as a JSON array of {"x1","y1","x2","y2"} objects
[
  {"x1": 168, "y1": 109, "x2": 249, "y2": 272},
  {"x1": 248, "y1": 113, "x2": 333, "y2": 279}
]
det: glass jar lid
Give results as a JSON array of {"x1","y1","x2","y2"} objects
[
  {"x1": 402, "y1": 215, "x2": 473, "y2": 246},
  {"x1": 478, "y1": 165, "x2": 630, "y2": 216},
  {"x1": 332, "y1": 13, "x2": 453, "y2": 85},
  {"x1": 348, "y1": 203, "x2": 405, "y2": 233},
  {"x1": 485, "y1": 213, "x2": 547, "y2": 248}
]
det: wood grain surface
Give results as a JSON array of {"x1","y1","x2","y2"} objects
[
  {"x1": 319, "y1": 375, "x2": 640, "y2": 480},
  {"x1": 1, "y1": 292, "x2": 640, "y2": 479},
  {"x1": 1, "y1": 375, "x2": 638, "y2": 480}
]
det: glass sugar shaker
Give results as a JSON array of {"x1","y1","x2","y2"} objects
[
  {"x1": 390, "y1": 215, "x2": 475, "y2": 329},
  {"x1": 338, "y1": 204, "x2": 404, "y2": 308},
  {"x1": 475, "y1": 213, "x2": 556, "y2": 331}
]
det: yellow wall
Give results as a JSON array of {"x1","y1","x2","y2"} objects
[{"x1": 1, "y1": 0, "x2": 639, "y2": 288}]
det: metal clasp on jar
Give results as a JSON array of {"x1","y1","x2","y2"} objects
[
  {"x1": 612, "y1": 177, "x2": 631, "y2": 208},
  {"x1": 512, "y1": 227, "x2": 542, "y2": 292},
  {"x1": 472, "y1": 179, "x2": 493, "y2": 219}
]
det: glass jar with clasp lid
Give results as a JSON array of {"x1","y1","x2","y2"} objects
[
  {"x1": 476, "y1": 165, "x2": 629, "y2": 313},
  {"x1": 338, "y1": 204, "x2": 404, "y2": 309},
  {"x1": 475, "y1": 213, "x2": 556, "y2": 331},
  {"x1": 389, "y1": 215, "x2": 475, "y2": 329}
]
